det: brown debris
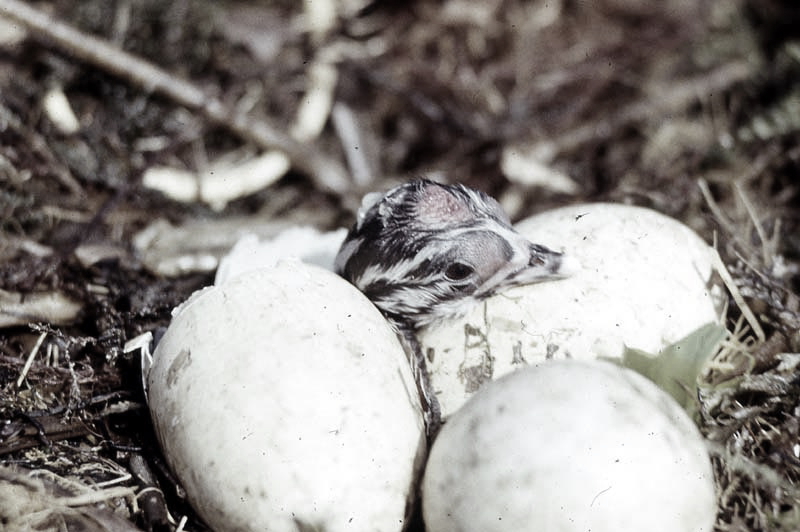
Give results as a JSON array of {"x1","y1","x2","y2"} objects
[{"x1": 0, "y1": 0, "x2": 797, "y2": 530}]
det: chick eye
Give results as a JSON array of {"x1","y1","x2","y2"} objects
[{"x1": 445, "y1": 262, "x2": 474, "y2": 281}]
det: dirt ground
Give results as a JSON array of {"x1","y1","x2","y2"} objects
[{"x1": 0, "y1": 1, "x2": 798, "y2": 531}]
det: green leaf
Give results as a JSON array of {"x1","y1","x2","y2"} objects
[{"x1": 617, "y1": 322, "x2": 727, "y2": 412}]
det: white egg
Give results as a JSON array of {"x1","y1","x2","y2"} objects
[
  {"x1": 422, "y1": 359, "x2": 717, "y2": 532},
  {"x1": 419, "y1": 203, "x2": 724, "y2": 417},
  {"x1": 147, "y1": 260, "x2": 426, "y2": 532}
]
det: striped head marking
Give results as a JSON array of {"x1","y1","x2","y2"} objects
[{"x1": 335, "y1": 179, "x2": 571, "y2": 329}]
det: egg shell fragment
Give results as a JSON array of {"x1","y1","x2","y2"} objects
[
  {"x1": 419, "y1": 203, "x2": 723, "y2": 417},
  {"x1": 422, "y1": 359, "x2": 717, "y2": 532},
  {"x1": 147, "y1": 261, "x2": 426, "y2": 532}
]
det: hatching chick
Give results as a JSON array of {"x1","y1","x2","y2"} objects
[{"x1": 335, "y1": 179, "x2": 570, "y2": 332}]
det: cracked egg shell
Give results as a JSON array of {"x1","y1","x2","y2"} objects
[
  {"x1": 147, "y1": 260, "x2": 425, "y2": 532},
  {"x1": 419, "y1": 203, "x2": 723, "y2": 418},
  {"x1": 422, "y1": 359, "x2": 717, "y2": 532}
]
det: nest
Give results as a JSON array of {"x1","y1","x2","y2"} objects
[{"x1": 0, "y1": 0, "x2": 798, "y2": 530}]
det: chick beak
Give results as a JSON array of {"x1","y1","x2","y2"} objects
[
  {"x1": 531, "y1": 243, "x2": 570, "y2": 272},
  {"x1": 514, "y1": 243, "x2": 580, "y2": 284}
]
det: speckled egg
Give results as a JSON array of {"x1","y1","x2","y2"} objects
[
  {"x1": 147, "y1": 260, "x2": 426, "y2": 532},
  {"x1": 419, "y1": 203, "x2": 723, "y2": 417},
  {"x1": 422, "y1": 359, "x2": 717, "y2": 532}
]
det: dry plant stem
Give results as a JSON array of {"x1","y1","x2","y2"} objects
[
  {"x1": 331, "y1": 102, "x2": 375, "y2": 187},
  {"x1": 698, "y1": 178, "x2": 737, "y2": 235},
  {"x1": 699, "y1": 180, "x2": 767, "y2": 343},
  {"x1": 709, "y1": 244, "x2": 767, "y2": 343},
  {"x1": 15, "y1": 332, "x2": 47, "y2": 388},
  {"x1": 0, "y1": 0, "x2": 351, "y2": 196},
  {"x1": 733, "y1": 181, "x2": 774, "y2": 266},
  {"x1": 58, "y1": 486, "x2": 136, "y2": 507}
]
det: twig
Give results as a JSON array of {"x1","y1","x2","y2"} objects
[
  {"x1": 331, "y1": 102, "x2": 376, "y2": 187},
  {"x1": 0, "y1": 0, "x2": 351, "y2": 196},
  {"x1": 129, "y1": 454, "x2": 171, "y2": 530},
  {"x1": 697, "y1": 178, "x2": 737, "y2": 235},
  {"x1": 709, "y1": 240, "x2": 766, "y2": 344},
  {"x1": 59, "y1": 486, "x2": 137, "y2": 507},
  {"x1": 16, "y1": 331, "x2": 47, "y2": 388},
  {"x1": 733, "y1": 181, "x2": 773, "y2": 266}
]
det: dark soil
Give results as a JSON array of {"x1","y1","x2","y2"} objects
[{"x1": 0, "y1": 1, "x2": 798, "y2": 531}]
